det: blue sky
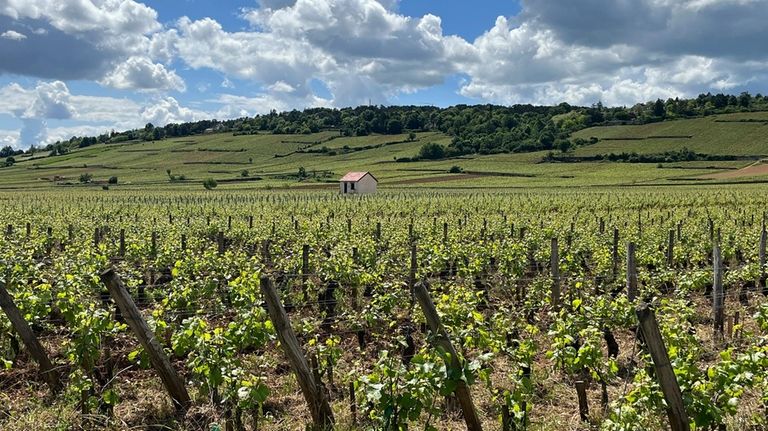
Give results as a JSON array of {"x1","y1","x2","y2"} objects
[{"x1": 1, "y1": 0, "x2": 767, "y2": 149}]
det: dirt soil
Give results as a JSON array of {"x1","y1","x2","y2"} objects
[{"x1": 701, "y1": 162, "x2": 768, "y2": 179}]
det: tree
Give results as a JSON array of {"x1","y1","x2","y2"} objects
[
  {"x1": 653, "y1": 98, "x2": 666, "y2": 118},
  {"x1": 0, "y1": 146, "x2": 18, "y2": 158},
  {"x1": 298, "y1": 166, "x2": 307, "y2": 179},
  {"x1": 417, "y1": 143, "x2": 445, "y2": 160},
  {"x1": 408, "y1": 132, "x2": 417, "y2": 142},
  {"x1": 79, "y1": 173, "x2": 93, "y2": 184},
  {"x1": 203, "y1": 178, "x2": 218, "y2": 190},
  {"x1": 386, "y1": 119, "x2": 403, "y2": 135},
  {"x1": 557, "y1": 139, "x2": 572, "y2": 153},
  {"x1": 108, "y1": 176, "x2": 118, "y2": 184}
]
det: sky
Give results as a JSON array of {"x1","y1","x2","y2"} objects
[{"x1": 1, "y1": 0, "x2": 768, "y2": 149}]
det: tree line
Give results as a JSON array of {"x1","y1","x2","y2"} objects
[{"x1": 26, "y1": 91, "x2": 768, "y2": 160}]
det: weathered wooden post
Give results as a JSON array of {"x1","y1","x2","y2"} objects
[
  {"x1": 713, "y1": 243, "x2": 724, "y2": 339},
  {"x1": 100, "y1": 269, "x2": 190, "y2": 409},
  {"x1": 414, "y1": 281, "x2": 483, "y2": 431},
  {"x1": 260, "y1": 277, "x2": 334, "y2": 430},
  {"x1": 551, "y1": 237, "x2": 560, "y2": 310},
  {"x1": 759, "y1": 225, "x2": 766, "y2": 292},
  {"x1": 626, "y1": 242, "x2": 638, "y2": 302},
  {"x1": 217, "y1": 231, "x2": 225, "y2": 255},
  {"x1": 575, "y1": 381, "x2": 589, "y2": 421},
  {"x1": 0, "y1": 281, "x2": 61, "y2": 393},
  {"x1": 150, "y1": 231, "x2": 157, "y2": 258},
  {"x1": 119, "y1": 229, "x2": 125, "y2": 257},
  {"x1": 667, "y1": 230, "x2": 674, "y2": 267},
  {"x1": 612, "y1": 228, "x2": 619, "y2": 277},
  {"x1": 636, "y1": 303, "x2": 690, "y2": 431},
  {"x1": 302, "y1": 244, "x2": 310, "y2": 301}
]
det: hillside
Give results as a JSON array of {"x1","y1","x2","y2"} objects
[{"x1": 2, "y1": 111, "x2": 768, "y2": 190}]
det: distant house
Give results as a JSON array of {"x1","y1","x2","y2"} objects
[{"x1": 340, "y1": 172, "x2": 377, "y2": 194}]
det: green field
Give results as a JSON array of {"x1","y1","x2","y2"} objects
[
  {"x1": 572, "y1": 112, "x2": 768, "y2": 157},
  {"x1": 3, "y1": 112, "x2": 768, "y2": 191}
]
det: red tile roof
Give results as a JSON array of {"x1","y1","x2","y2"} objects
[{"x1": 340, "y1": 171, "x2": 376, "y2": 182}]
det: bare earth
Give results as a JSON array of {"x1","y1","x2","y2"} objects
[{"x1": 701, "y1": 162, "x2": 768, "y2": 179}]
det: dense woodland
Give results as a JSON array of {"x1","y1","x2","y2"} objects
[{"x1": 16, "y1": 92, "x2": 768, "y2": 160}]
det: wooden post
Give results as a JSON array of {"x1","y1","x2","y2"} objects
[
  {"x1": 150, "y1": 231, "x2": 157, "y2": 258},
  {"x1": 100, "y1": 269, "x2": 190, "y2": 409},
  {"x1": 667, "y1": 230, "x2": 674, "y2": 267},
  {"x1": 301, "y1": 244, "x2": 310, "y2": 301},
  {"x1": 501, "y1": 405, "x2": 511, "y2": 431},
  {"x1": 409, "y1": 243, "x2": 417, "y2": 289},
  {"x1": 575, "y1": 381, "x2": 589, "y2": 421},
  {"x1": 612, "y1": 228, "x2": 619, "y2": 277},
  {"x1": 759, "y1": 226, "x2": 766, "y2": 292},
  {"x1": 414, "y1": 281, "x2": 483, "y2": 431},
  {"x1": 0, "y1": 281, "x2": 61, "y2": 393},
  {"x1": 260, "y1": 277, "x2": 334, "y2": 430},
  {"x1": 626, "y1": 242, "x2": 638, "y2": 302},
  {"x1": 636, "y1": 303, "x2": 690, "y2": 431},
  {"x1": 551, "y1": 238, "x2": 560, "y2": 310},
  {"x1": 349, "y1": 381, "x2": 357, "y2": 426},
  {"x1": 119, "y1": 229, "x2": 125, "y2": 257},
  {"x1": 443, "y1": 222, "x2": 448, "y2": 244},
  {"x1": 713, "y1": 244, "x2": 724, "y2": 339},
  {"x1": 217, "y1": 231, "x2": 225, "y2": 255}
]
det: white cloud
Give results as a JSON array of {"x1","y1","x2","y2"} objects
[
  {"x1": 1, "y1": 29, "x2": 26, "y2": 40},
  {"x1": 0, "y1": 0, "x2": 160, "y2": 35},
  {"x1": 23, "y1": 80, "x2": 76, "y2": 119},
  {"x1": 140, "y1": 97, "x2": 207, "y2": 126},
  {"x1": 210, "y1": 91, "x2": 330, "y2": 119},
  {"x1": 0, "y1": 81, "x2": 147, "y2": 148},
  {"x1": 0, "y1": 0, "x2": 165, "y2": 89},
  {"x1": 267, "y1": 81, "x2": 295, "y2": 93},
  {"x1": 101, "y1": 56, "x2": 186, "y2": 91},
  {"x1": 453, "y1": 0, "x2": 768, "y2": 106},
  {"x1": 0, "y1": 130, "x2": 20, "y2": 149}
]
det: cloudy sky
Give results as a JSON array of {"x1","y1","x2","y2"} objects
[{"x1": 1, "y1": 0, "x2": 767, "y2": 149}]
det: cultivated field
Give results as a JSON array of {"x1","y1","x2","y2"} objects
[{"x1": 1, "y1": 187, "x2": 768, "y2": 431}]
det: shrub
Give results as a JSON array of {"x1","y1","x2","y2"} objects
[
  {"x1": 79, "y1": 173, "x2": 93, "y2": 184},
  {"x1": 241, "y1": 170, "x2": 249, "y2": 177},
  {"x1": 108, "y1": 176, "x2": 118, "y2": 184},
  {"x1": 203, "y1": 178, "x2": 218, "y2": 190},
  {"x1": 448, "y1": 165, "x2": 463, "y2": 173},
  {"x1": 417, "y1": 143, "x2": 445, "y2": 160}
]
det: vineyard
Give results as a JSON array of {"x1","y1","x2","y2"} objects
[{"x1": 1, "y1": 187, "x2": 768, "y2": 431}]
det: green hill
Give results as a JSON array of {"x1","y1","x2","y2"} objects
[
  {"x1": 3, "y1": 111, "x2": 768, "y2": 191},
  {"x1": 571, "y1": 111, "x2": 768, "y2": 156}
]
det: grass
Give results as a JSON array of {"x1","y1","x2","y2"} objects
[
  {"x1": 572, "y1": 112, "x2": 768, "y2": 157},
  {"x1": 4, "y1": 112, "x2": 768, "y2": 191}
]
